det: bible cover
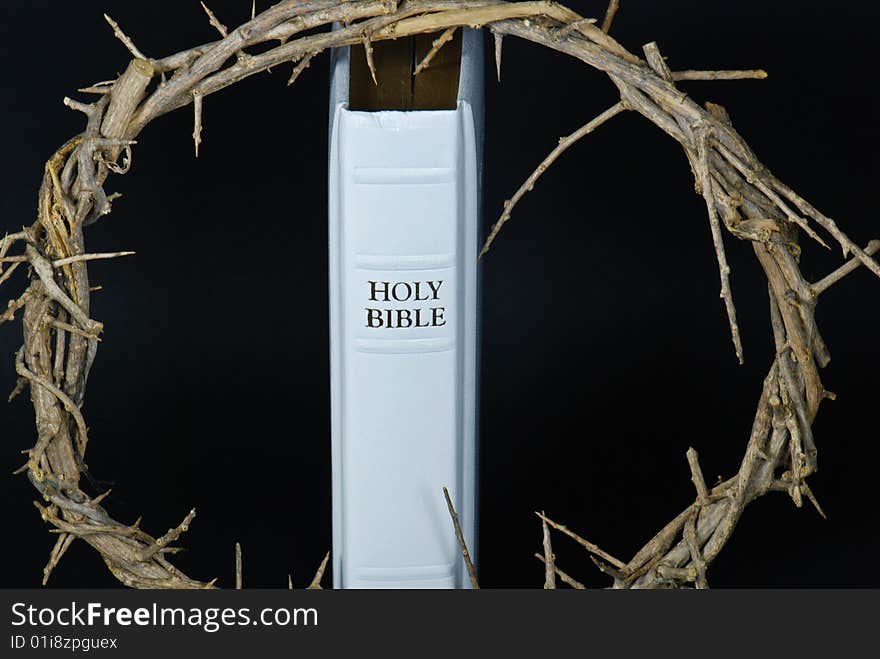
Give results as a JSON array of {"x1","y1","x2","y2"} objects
[{"x1": 328, "y1": 29, "x2": 483, "y2": 588}]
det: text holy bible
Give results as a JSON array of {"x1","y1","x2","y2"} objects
[{"x1": 328, "y1": 29, "x2": 484, "y2": 588}]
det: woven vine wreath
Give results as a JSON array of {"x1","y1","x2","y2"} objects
[{"x1": 3, "y1": 0, "x2": 879, "y2": 590}]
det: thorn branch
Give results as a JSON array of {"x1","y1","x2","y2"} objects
[
  {"x1": 413, "y1": 27, "x2": 457, "y2": 75},
  {"x1": 480, "y1": 102, "x2": 626, "y2": 258},
  {"x1": 103, "y1": 14, "x2": 147, "y2": 60},
  {"x1": 443, "y1": 487, "x2": 479, "y2": 588}
]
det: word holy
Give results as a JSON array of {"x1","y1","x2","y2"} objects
[{"x1": 365, "y1": 280, "x2": 446, "y2": 329}]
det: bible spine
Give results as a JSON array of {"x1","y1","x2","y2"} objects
[{"x1": 328, "y1": 29, "x2": 483, "y2": 588}]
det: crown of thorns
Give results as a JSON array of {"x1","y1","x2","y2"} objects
[{"x1": 2, "y1": 0, "x2": 877, "y2": 589}]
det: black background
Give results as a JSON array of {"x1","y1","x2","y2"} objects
[{"x1": 1, "y1": 1, "x2": 877, "y2": 588}]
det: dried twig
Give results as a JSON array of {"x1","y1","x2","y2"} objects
[
  {"x1": 673, "y1": 69, "x2": 768, "y2": 81},
  {"x1": 362, "y1": 32, "x2": 377, "y2": 85},
  {"x1": 493, "y1": 30, "x2": 503, "y2": 81},
  {"x1": 683, "y1": 515, "x2": 708, "y2": 589},
  {"x1": 443, "y1": 487, "x2": 479, "y2": 588},
  {"x1": 192, "y1": 93, "x2": 204, "y2": 157},
  {"x1": 52, "y1": 251, "x2": 135, "y2": 267},
  {"x1": 686, "y1": 448, "x2": 710, "y2": 506},
  {"x1": 812, "y1": 239, "x2": 880, "y2": 296},
  {"x1": 553, "y1": 18, "x2": 597, "y2": 42},
  {"x1": 601, "y1": 0, "x2": 620, "y2": 33},
  {"x1": 540, "y1": 511, "x2": 556, "y2": 589},
  {"x1": 801, "y1": 481, "x2": 827, "y2": 520},
  {"x1": 715, "y1": 141, "x2": 831, "y2": 250},
  {"x1": 139, "y1": 509, "x2": 196, "y2": 562},
  {"x1": 4, "y1": 294, "x2": 32, "y2": 327},
  {"x1": 103, "y1": 14, "x2": 147, "y2": 60},
  {"x1": 534, "y1": 553, "x2": 585, "y2": 589},
  {"x1": 643, "y1": 42, "x2": 672, "y2": 82},
  {"x1": 414, "y1": 27, "x2": 457, "y2": 75},
  {"x1": 695, "y1": 125, "x2": 744, "y2": 363},
  {"x1": 0, "y1": 262, "x2": 22, "y2": 288},
  {"x1": 480, "y1": 101, "x2": 626, "y2": 257},
  {"x1": 200, "y1": 2, "x2": 229, "y2": 38},
  {"x1": 49, "y1": 318, "x2": 100, "y2": 342},
  {"x1": 308, "y1": 551, "x2": 330, "y2": 589},
  {"x1": 16, "y1": 353, "x2": 90, "y2": 460},
  {"x1": 235, "y1": 542, "x2": 242, "y2": 590},
  {"x1": 287, "y1": 53, "x2": 314, "y2": 86},
  {"x1": 536, "y1": 512, "x2": 625, "y2": 570},
  {"x1": 42, "y1": 533, "x2": 76, "y2": 586}
]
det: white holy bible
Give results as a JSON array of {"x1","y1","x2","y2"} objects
[{"x1": 328, "y1": 29, "x2": 483, "y2": 588}]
